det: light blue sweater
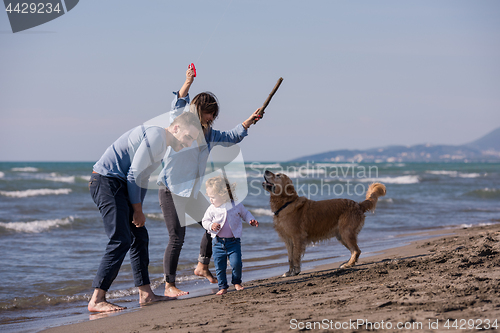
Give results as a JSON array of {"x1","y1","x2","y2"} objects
[{"x1": 93, "y1": 125, "x2": 168, "y2": 204}]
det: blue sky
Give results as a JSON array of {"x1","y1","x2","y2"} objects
[{"x1": 1, "y1": 0, "x2": 499, "y2": 161}]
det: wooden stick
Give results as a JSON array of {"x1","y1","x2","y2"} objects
[{"x1": 254, "y1": 77, "x2": 283, "y2": 124}]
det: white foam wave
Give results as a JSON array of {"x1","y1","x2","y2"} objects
[
  {"x1": 145, "y1": 213, "x2": 164, "y2": 220},
  {"x1": 19, "y1": 172, "x2": 76, "y2": 183},
  {"x1": 176, "y1": 274, "x2": 204, "y2": 282},
  {"x1": 0, "y1": 216, "x2": 74, "y2": 233},
  {"x1": 426, "y1": 170, "x2": 482, "y2": 178},
  {"x1": 223, "y1": 172, "x2": 248, "y2": 179},
  {"x1": 357, "y1": 175, "x2": 419, "y2": 184},
  {"x1": 249, "y1": 208, "x2": 274, "y2": 216},
  {"x1": 286, "y1": 169, "x2": 327, "y2": 178},
  {"x1": 458, "y1": 173, "x2": 481, "y2": 178},
  {"x1": 426, "y1": 170, "x2": 458, "y2": 176},
  {"x1": 314, "y1": 163, "x2": 359, "y2": 168},
  {"x1": 11, "y1": 167, "x2": 38, "y2": 172},
  {"x1": 246, "y1": 163, "x2": 282, "y2": 169},
  {"x1": 455, "y1": 222, "x2": 494, "y2": 229},
  {"x1": 0, "y1": 188, "x2": 72, "y2": 198},
  {"x1": 40, "y1": 173, "x2": 76, "y2": 183},
  {"x1": 0, "y1": 171, "x2": 4, "y2": 178},
  {"x1": 78, "y1": 175, "x2": 91, "y2": 182},
  {"x1": 480, "y1": 188, "x2": 499, "y2": 192}
]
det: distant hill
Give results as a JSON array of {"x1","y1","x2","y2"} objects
[
  {"x1": 291, "y1": 127, "x2": 500, "y2": 163},
  {"x1": 465, "y1": 127, "x2": 500, "y2": 151}
]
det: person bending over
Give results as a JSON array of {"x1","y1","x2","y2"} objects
[{"x1": 88, "y1": 112, "x2": 201, "y2": 312}]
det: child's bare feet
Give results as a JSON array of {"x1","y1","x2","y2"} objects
[
  {"x1": 234, "y1": 284, "x2": 244, "y2": 291},
  {"x1": 216, "y1": 288, "x2": 227, "y2": 295}
]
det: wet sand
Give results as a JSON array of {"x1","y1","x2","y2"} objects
[{"x1": 42, "y1": 223, "x2": 500, "y2": 333}]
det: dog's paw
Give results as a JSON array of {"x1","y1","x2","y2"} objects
[{"x1": 282, "y1": 270, "x2": 300, "y2": 277}]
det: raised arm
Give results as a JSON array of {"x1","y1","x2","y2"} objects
[{"x1": 179, "y1": 67, "x2": 195, "y2": 98}]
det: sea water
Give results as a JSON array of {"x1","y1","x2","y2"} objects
[{"x1": 0, "y1": 161, "x2": 499, "y2": 332}]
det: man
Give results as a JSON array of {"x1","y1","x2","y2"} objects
[{"x1": 88, "y1": 112, "x2": 201, "y2": 312}]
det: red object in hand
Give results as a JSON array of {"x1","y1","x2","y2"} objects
[{"x1": 189, "y1": 63, "x2": 197, "y2": 77}]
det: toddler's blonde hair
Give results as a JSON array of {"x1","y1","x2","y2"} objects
[{"x1": 205, "y1": 176, "x2": 237, "y2": 202}]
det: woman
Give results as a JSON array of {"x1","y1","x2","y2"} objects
[{"x1": 158, "y1": 67, "x2": 262, "y2": 296}]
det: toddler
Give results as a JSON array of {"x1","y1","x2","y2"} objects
[{"x1": 202, "y1": 176, "x2": 259, "y2": 295}]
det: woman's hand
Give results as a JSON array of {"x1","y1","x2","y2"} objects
[
  {"x1": 242, "y1": 109, "x2": 263, "y2": 129},
  {"x1": 179, "y1": 66, "x2": 195, "y2": 98},
  {"x1": 185, "y1": 67, "x2": 195, "y2": 84}
]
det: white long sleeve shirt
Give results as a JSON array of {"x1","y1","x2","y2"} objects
[{"x1": 202, "y1": 202, "x2": 255, "y2": 238}]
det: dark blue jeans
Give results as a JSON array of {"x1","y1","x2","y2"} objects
[
  {"x1": 89, "y1": 173, "x2": 150, "y2": 291},
  {"x1": 212, "y1": 237, "x2": 242, "y2": 290}
]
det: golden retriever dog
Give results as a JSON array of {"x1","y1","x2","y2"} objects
[{"x1": 262, "y1": 170, "x2": 386, "y2": 277}]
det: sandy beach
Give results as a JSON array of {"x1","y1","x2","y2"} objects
[{"x1": 42, "y1": 223, "x2": 500, "y2": 333}]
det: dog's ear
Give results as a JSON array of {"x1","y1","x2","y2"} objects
[{"x1": 284, "y1": 183, "x2": 297, "y2": 196}]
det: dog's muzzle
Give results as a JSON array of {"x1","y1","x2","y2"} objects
[{"x1": 262, "y1": 170, "x2": 275, "y2": 193}]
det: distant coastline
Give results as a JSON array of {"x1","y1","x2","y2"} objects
[{"x1": 292, "y1": 127, "x2": 500, "y2": 163}]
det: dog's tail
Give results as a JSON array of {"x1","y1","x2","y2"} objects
[{"x1": 359, "y1": 183, "x2": 386, "y2": 213}]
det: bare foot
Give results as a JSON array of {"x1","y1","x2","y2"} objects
[
  {"x1": 88, "y1": 288, "x2": 126, "y2": 313},
  {"x1": 194, "y1": 263, "x2": 217, "y2": 284},
  {"x1": 216, "y1": 288, "x2": 227, "y2": 295},
  {"x1": 88, "y1": 300, "x2": 126, "y2": 312},
  {"x1": 164, "y1": 284, "x2": 189, "y2": 297},
  {"x1": 140, "y1": 294, "x2": 176, "y2": 305},
  {"x1": 234, "y1": 284, "x2": 244, "y2": 291},
  {"x1": 139, "y1": 284, "x2": 176, "y2": 304}
]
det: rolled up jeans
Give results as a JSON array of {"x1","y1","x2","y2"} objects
[{"x1": 89, "y1": 173, "x2": 150, "y2": 291}]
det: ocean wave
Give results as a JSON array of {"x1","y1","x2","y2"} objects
[
  {"x1": 313, "y1": 163, "x2": 359, "y2": 168},
  {"x1": 0, "y1": 188, "x2": 72, "y2": 198},
  {"x1": 454, "y1": 222, "x2": 495, "y2": 229},
  {"x1": 0, "y1": 293, "x2": 90, "y2": 311},
  {"x1": 11, "y1": 167, "x2": 38, "y2": 172},
  {"x1": 176, "y1": 274, "x2": 204, "y2": 283},
  {"x1": 78, "y1": 175, "x2": 91, "y2": 182},
  {"x1": 463, "y1": 188, "x2": 500, "y2": 199},
  {"x1": 285, "y1": 169, "x2": 327, "y2": 179},
  {"x1": 458, "y1": 173, "x2": 482, "y2": 178},
  {"x1": 355, "y1": 175, "x2": 419, "y2": 184},
  {"x1": 0, "y1": 216, "x2": 74, "y2": 233},
  {"x1": 0, "y1": 171, "x2": 4, "y2": 178},
  {"x1": 246, "y1": 163, "x2": 282, "y2": 169},
  {"x1": 38, "y1": 173, "x2": 76, "y2": 183},
  {"x1": 249, "y1": 208, "x2": 274, "y2": 216},
  {"x1": 145, "y1": 213, "x2": 164, "y2": 221},
  {"x1": 426, "y1": 170, "x2": 482, "y2": 178}
]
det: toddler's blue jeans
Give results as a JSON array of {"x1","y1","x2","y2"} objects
[{"x1": 212, "y1": 236, "x2": 242, "y2": 290}]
